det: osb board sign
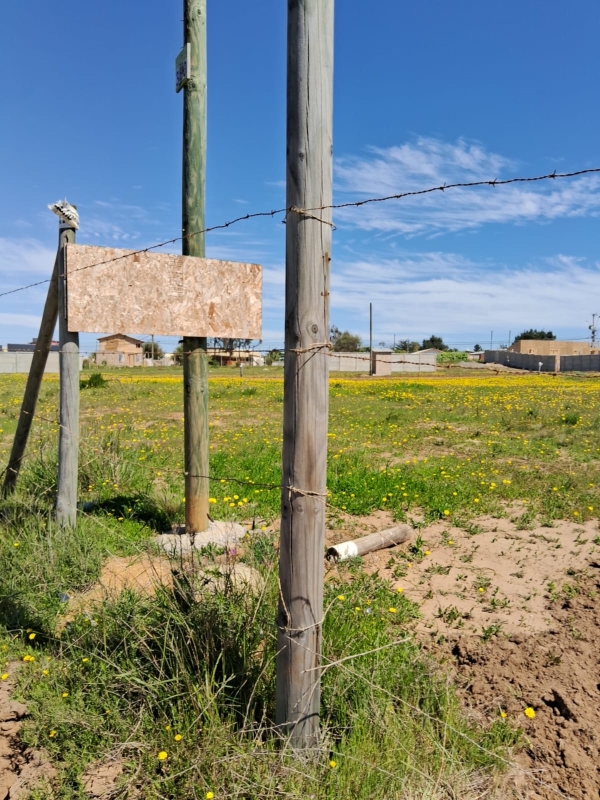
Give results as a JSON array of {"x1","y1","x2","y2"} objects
[{"x1": 65, "y1": 244, "x2": 262, "y2": 338}]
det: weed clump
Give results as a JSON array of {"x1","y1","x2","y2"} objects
[{"x1": 80, "y1": 372, "x2": 108, "y2": 390}]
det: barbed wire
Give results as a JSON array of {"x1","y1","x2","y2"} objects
[{"x1": 1, "y1": 165, "x2": 600, "y2": 301}]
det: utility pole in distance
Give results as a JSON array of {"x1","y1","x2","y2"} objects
[
  {"x1": 181, "y1": 0, "x2": 209, "y2": 533},
  {"x1": 369, "y1": 302, "x2": 373, "y2": 375},
  {"x1": 276, "y1": 0, "x2": 334, "y2": 749},
  {"x1": 589, "y1": 314, "x2": 598, "y2": 348}
]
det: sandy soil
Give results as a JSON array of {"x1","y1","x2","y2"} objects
[
  {"x1": 448, "y1": 568, "x2": 600, "y2": 800},
  {"x1": 328, "y1": 511, "x2": 600, "y2": 638},
  {"x1": 327, "y1": 510, "x2": 600, "y2": 799}
]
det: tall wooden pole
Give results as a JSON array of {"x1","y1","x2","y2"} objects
[
  {"x1": 182, "y1": 0, "x2": 209, "y2": 533},
  {"x1": 56, "y1": 222, "x2": 80, "y2": 527},
  {"x1": 3, "y1": 253, "x2": 60, "y2": 495},
  {"x1": 276, "y1": 0, "x2": 334, "y2": 748}
]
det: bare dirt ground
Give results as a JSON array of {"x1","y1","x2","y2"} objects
[
  {"x1": 0, "y1": 666, "x2": 55, "y2": 799},
  {"x1": 448, "y1": 573, "x2": 600, "y2": 800},
  {"x1": 326, "y1": 510, "x2": 600, "y2": 799}
]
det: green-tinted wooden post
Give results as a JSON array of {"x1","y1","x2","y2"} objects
[
  {"x1": 182, "y1": 0, "x2": 209, "y2": 532},
  {"x1": 56, "y1": 222, "x2": 80, "y2": 527}
]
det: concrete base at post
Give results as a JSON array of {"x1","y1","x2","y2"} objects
[{"x1": 157, "y1": 519, "x2": 246, "y2": 555}]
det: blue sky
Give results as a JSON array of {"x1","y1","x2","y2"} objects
[{"x1": 1, "y1": 0, "x2": 600, "y2": 354}]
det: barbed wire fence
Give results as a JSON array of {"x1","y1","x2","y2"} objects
[{"x1": 1, "y1": 166, "x2": 599, "y2": 301}]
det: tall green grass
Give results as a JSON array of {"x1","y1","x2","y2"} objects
[{"x1": 0, "y1": 490, "x2": 517, "y2": 799}]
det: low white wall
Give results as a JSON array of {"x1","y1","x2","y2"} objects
[
  {"x1": 0, "y1": 352, "x2": 83, "y2": 374},
  {"x1": 327, "y1": 351, "x2": 436, "y2": 373}
]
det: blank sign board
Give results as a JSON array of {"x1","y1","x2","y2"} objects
[{"x1": 65, "y1": 245, "x2": 262, "y2": 338}]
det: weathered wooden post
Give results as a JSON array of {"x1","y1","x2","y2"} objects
[
  {"x1": 56, "y1": 209, "x2": 80, "y2": 527},
  {"x1": 276, "y1": 0, "x2": 334, "y2": 748},
  {"x1": 3, "y1": 254, "x2": 59, "y2": 495},
  {"x1": 181, "y1": 0, "x2": 209, "y2": 533}
]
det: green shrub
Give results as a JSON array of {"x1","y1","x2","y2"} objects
[{"x1": 80, "y1": 372, "x2": 107, "y2": 390}]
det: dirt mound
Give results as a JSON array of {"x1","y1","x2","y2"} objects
[
  {"x1": 0, "y1": 666, "x2": 55, "y2": 799},
  {"x1": 448, "y1": 566, "x2": 600, "y2": 799}
]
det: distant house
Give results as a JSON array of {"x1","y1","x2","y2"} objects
[
  {"x1": 467, "y1": 351, "x2": 484, "y2": 361},
  {"x1": 509, "y1": 340, "x2": 591, "y2": 356},
  {"x1": 6, "y1": 338, "x2": 59, "y2": 352},
  {"x1": 209, "y1": 347, "x2": 264, "y2": 367},
  {"x1": 418, "y1": 348, "x2": 443, "y2": 355},
  {"x1": 94, "y1": 334, "x2": 144, "y2": 367}
]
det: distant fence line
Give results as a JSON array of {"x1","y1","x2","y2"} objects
[
  {"x1": 484, "y1": 350, "x2": 600, "y2": 373},
  {"x1": 328, "y1": 351, "x2": 436, "y2": 373},
  {"x1": 0, "y1": 351, "x2": 61, "y2": 375}
]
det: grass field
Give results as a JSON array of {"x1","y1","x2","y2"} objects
[{"x1": 0, "y1": 367, "x2": 598, "y2": 798}]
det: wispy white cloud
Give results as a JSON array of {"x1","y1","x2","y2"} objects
[
  {"x1": 334, "y1": 137, "x2": 600, "y2": 236},
  {"x1": 329, "y1": 252, "x2": 600, "y2": 344},
  {"x1": 0, "y1": 237, "x2": 56, "y2": 282}
]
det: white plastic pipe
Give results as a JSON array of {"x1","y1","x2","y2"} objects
[{"x1": 326, "y1": 524, "x2": 412, "y2": 562}]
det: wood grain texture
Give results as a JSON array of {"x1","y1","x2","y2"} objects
[
  {"x1": 276, "y1": 0, "x2": 334, "y2": 748},
  {"x1": 3, "y1": 251, "x2": 59, "y2": 495},
  {"x1": 182, "y1": 0, "x2": 210, "y2": 532},
  {"x1": 57, "y1": 227, "x2": 80, "y2": 527},
  {"x1": 183, "y1": 336, "x2": 209, "y2": 532},
  {"x1": 65, "y1": 245, "x2": 262, "y2": 339}
]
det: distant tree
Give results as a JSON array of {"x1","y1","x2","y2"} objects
[
  {"x1": 473, "y1": 344, "x2": 482, "y2": 352},
  {"x1": 513, "y1": 329, "x2": 556, "y2": 343},
  {"x1": 394, "y1": 339, "x2": 420, "y2": 353},
  {"x1": 330, "y1": 325, "x2": 361, "y2": 352},
  {"x1": 210, "y1": 338, "x2": 262, "y2": 357},
  {"x1": 265, "y1": 349, "x2": 283, "y2": 366},
  {"x1": 173, "y1": 343, "x2": 184, "y2": 364},
  {"x1": 421, "y1": 335, "x2": 448, "y2": 351},
  {"x1": 143, "y1": 341, "x2": 164, "y2": 360}
]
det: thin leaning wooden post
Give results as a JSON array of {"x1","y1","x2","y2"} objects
[
  {"x1": 182, "y1": 0, "x2": 209, "y2": 533},
  {"x1": 3, "y1": 254, "x2": 60, "y2": 495},
  {"x1": 276, "y1": 0, "x2": 334, "y2": 748},
  {"x1": 56, "y1": 219, "x2": 80, "y2": 527}
]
